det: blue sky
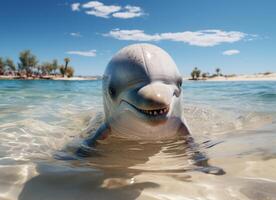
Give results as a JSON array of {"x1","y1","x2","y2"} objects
[{"x1": 0, "y1": 0, "x2": 275, "y2": 76}]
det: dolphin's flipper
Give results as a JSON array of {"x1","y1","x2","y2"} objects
[
  {"x1": 178, "y1": 121, "x2": 225, "y2": 175},
  {"x1": 186, "y1": 138, "x2": 225, "y2": 175},
  {"x1": 191, "y1": 148, "x2": 225, "y2": 175},
  {"x1": 177, "y1": 120, "x2": 191, "y2": 135},
  {"x1": 76, "y1": 123, "x2": 110, "y2": 157}
]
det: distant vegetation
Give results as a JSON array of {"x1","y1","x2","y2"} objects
[
  {"x1": 263, "y1": 71, "x2": 272, "y2": 75},
  {"x1": 0, "y1": 50, "x2": 74, "y2": 79},
  {"x1": 190, "y1": 67, "x2": 224, "y2": 80},
  {"x1": 190, "y1": 67, "x2": 201, "y2": 80}
]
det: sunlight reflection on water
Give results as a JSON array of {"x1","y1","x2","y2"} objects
[{"x1": 1, "y1": 80, "x2": 276, "y2": 200}]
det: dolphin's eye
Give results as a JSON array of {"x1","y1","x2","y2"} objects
[
  {"x1": 108, "y1": 86, "x2": 116, "y2": 98},
  {"x1": 177, "y1": 79, "x2": 182, "y2": 88},
  {"x1": 173, "y1": 78, "x2": 182, "y2": 97}
]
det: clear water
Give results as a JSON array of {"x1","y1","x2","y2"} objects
[{"x1": 0, "y1": 80, "x2": 276, "y2": 200}]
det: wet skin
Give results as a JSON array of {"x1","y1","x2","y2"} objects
[{"x1": 77, "y1": 43, "x2": 224, "y2": 175}]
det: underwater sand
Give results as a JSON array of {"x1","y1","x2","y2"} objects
[{"x1": 0, "y1": 80, "x2": 276, "y2": 200}]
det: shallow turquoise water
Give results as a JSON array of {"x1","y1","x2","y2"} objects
[{"x1": 0, "y1": 80, "x2": 276, "y2": 200}]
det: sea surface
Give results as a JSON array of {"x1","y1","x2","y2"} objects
[{"x1": 0, "y1": 80, "x2": 276, "y2": 200}]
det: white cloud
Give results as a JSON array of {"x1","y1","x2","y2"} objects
[
  {"x1": 70, "y1": 32, "x2": 82, "y2": 37},
  {"x1": 105, "y1": 29, "x2": 160, "y2": 41},
  {"x1": 71, "y1": 1, "x2": 144, "y2": 19},
  {"x1": 222, "y1": 49, "x2": 240, "y2": 55},
  {"x1": 83, "y1": 1, "x2": 121, "y2": 18},
  {"x1": 66, "y1": 50, "x2": 97, "y2": 57},
  {"x1": 112, "y1": 5, "x2": 143, "y2": 19},
  {"x1": 71, "y1": 3, "x2": 80, "y2": 11},
  {"x1": 105, "y1": 29, "x2": 247, "y2": 47}
]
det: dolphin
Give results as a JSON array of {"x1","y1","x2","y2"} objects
[
  {"x1": 75, "y1": 43, "x2": 225, "y2": 175},
  {"x1": 80, "y1": 43, "x2": 190, "y2": 150}
]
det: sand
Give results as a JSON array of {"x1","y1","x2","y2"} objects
[
  {"x1": 206, "y1": 73, "x2": 276, "y2": 81},
  {"x1": 2, "y1": 72, "x2": 276, "y2": 81},
  {"x1": 0, "y1": 75, "x2": 100, "y2": 81},
  {"x1": 183, "y1": 73, "x2": 276, "y2": 81}
]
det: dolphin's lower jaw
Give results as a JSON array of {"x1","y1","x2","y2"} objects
[{"x1": 121, "y1": 100, "x2": 170, "y2": 121}]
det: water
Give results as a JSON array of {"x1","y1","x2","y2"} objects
[{"x1": 0, "y1": 80, "x2": 276, "y2": 200}]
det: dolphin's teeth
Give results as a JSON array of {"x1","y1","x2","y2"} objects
[{"x1": 137, "y1": 107, "x2": 169, "y2": 116}]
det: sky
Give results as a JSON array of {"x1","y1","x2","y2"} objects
[{"x1": 0, "y1": 0, "x2": 276, "y2": 76}]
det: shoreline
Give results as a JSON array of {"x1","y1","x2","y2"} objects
[
  {"x1": 0, "y1": 75, "x2": 101, "y2": 81},
  {"x1": 2, "y1": 73, "x2": 276, "y2": 82},
  {"x1": 183, "y1": 72, "x2": 276, "y2": 82}
]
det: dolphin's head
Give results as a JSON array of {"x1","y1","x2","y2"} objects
[{"x1": 103, "y1": 43, "x2": 184, "y2": 138}]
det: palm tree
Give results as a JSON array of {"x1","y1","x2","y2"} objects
[
  {"x1": 63, "y1": 57, "x2": 70, "y2": 77},
  {"x1": 18, "y1": 50, "x2": 38, "y2": 77},
  {"x1": 191, "y1": 67, "x2": 201, "y2": 80},
  {"x1": 195, "y1": 69, "x2": 201, "y2": 79},
  {"x1": 215, "y1": 68, "x2": 221, "y2": 76},
  {"x1": 52, "y1": 59, "x2": 58, "y2": 75},
  {"x1": 66, "y1": 66, "x2": 74, "y2": 77},
  {"x1": 5, "y1": 58, "x2": 16, "y2": 72},
  {"x1": 0, "y1": 57, "x2": 4, "y2": 75},
  {"x1": 41, "y1": 62, "x2": 53, "y2": 75},
  {"x1": 59, "y1": 65, "x2": 65, "y2": 77},
  {"x1": 36, "y1": 65, "x2": 42, "y2": 76}
]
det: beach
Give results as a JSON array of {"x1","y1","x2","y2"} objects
[
  {"x1": 206, "y1": 72, "x2": 276, "y2": 81},
  {"x1": 0, "y1": 75, "x2": 101, "y2": 81},
  {"x1": 2, "y1": 72, "x2": 276, "y2": 82},
  {"x1": 183, "y1": 72, "x2": 276, "y2": 81},
  {"x1": 0, "y1": 80, "x2": 276, "y2": 200}
]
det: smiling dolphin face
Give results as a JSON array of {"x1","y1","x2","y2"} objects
[{"x1": 102, "y1": 43, "x2": 188, "y2": 139}]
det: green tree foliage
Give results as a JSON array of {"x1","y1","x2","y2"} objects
[
  {"x1": 202, "y1": 72, "x2": 209, "y2": 78},
  {"x1": 41, "y1": 62, "x2": 54, "y2": 75},
  {"x1": 0, "y1": 52, "x2": 74, "y2": 78},
  {"x1": 18, "y1": 50, "x2": 38, "y2": 76},
  {"x1": 52, "y1": 59, "x2": 58, "y2": 75},
  {"x1": 5, "y1": 58, "x2": 16, "y2": 71},
  {"x1": 0, "y1": 57, "x2": 4, "y2": 75},
  {"x1": 59, "y1": 65, "x2": 65, "y2": 76},
  {"x1": 63, "y1": 58, "x2": 70, "y2": 77},
  {"x1": 216, "y1": 68, "x2": 221, "y2": 76},
  {"x1": 66, "y1": 66, "x2": 74, "y2": 77},
  {"x1": 191, "y1": 67, "x2": 201, "y2": 80},
  {"x1": 59, "y1": 65, "x2": 74, "y2": 77}
]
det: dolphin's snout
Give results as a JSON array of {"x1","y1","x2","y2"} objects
[{"x1": 137, "y1": 82, "x2": 173, "y2": 110}]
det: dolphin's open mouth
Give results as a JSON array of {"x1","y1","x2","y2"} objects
[
  {"x1": 122, "y1": 100, "x2": 169, "y2": 117},
  {"x1": 135, "y1": 106, "x2": 169, "y2": 116}
]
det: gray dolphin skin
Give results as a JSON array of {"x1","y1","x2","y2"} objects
[{"x1": 81, "y1": 43, "x2": 191, "y2": 150}]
